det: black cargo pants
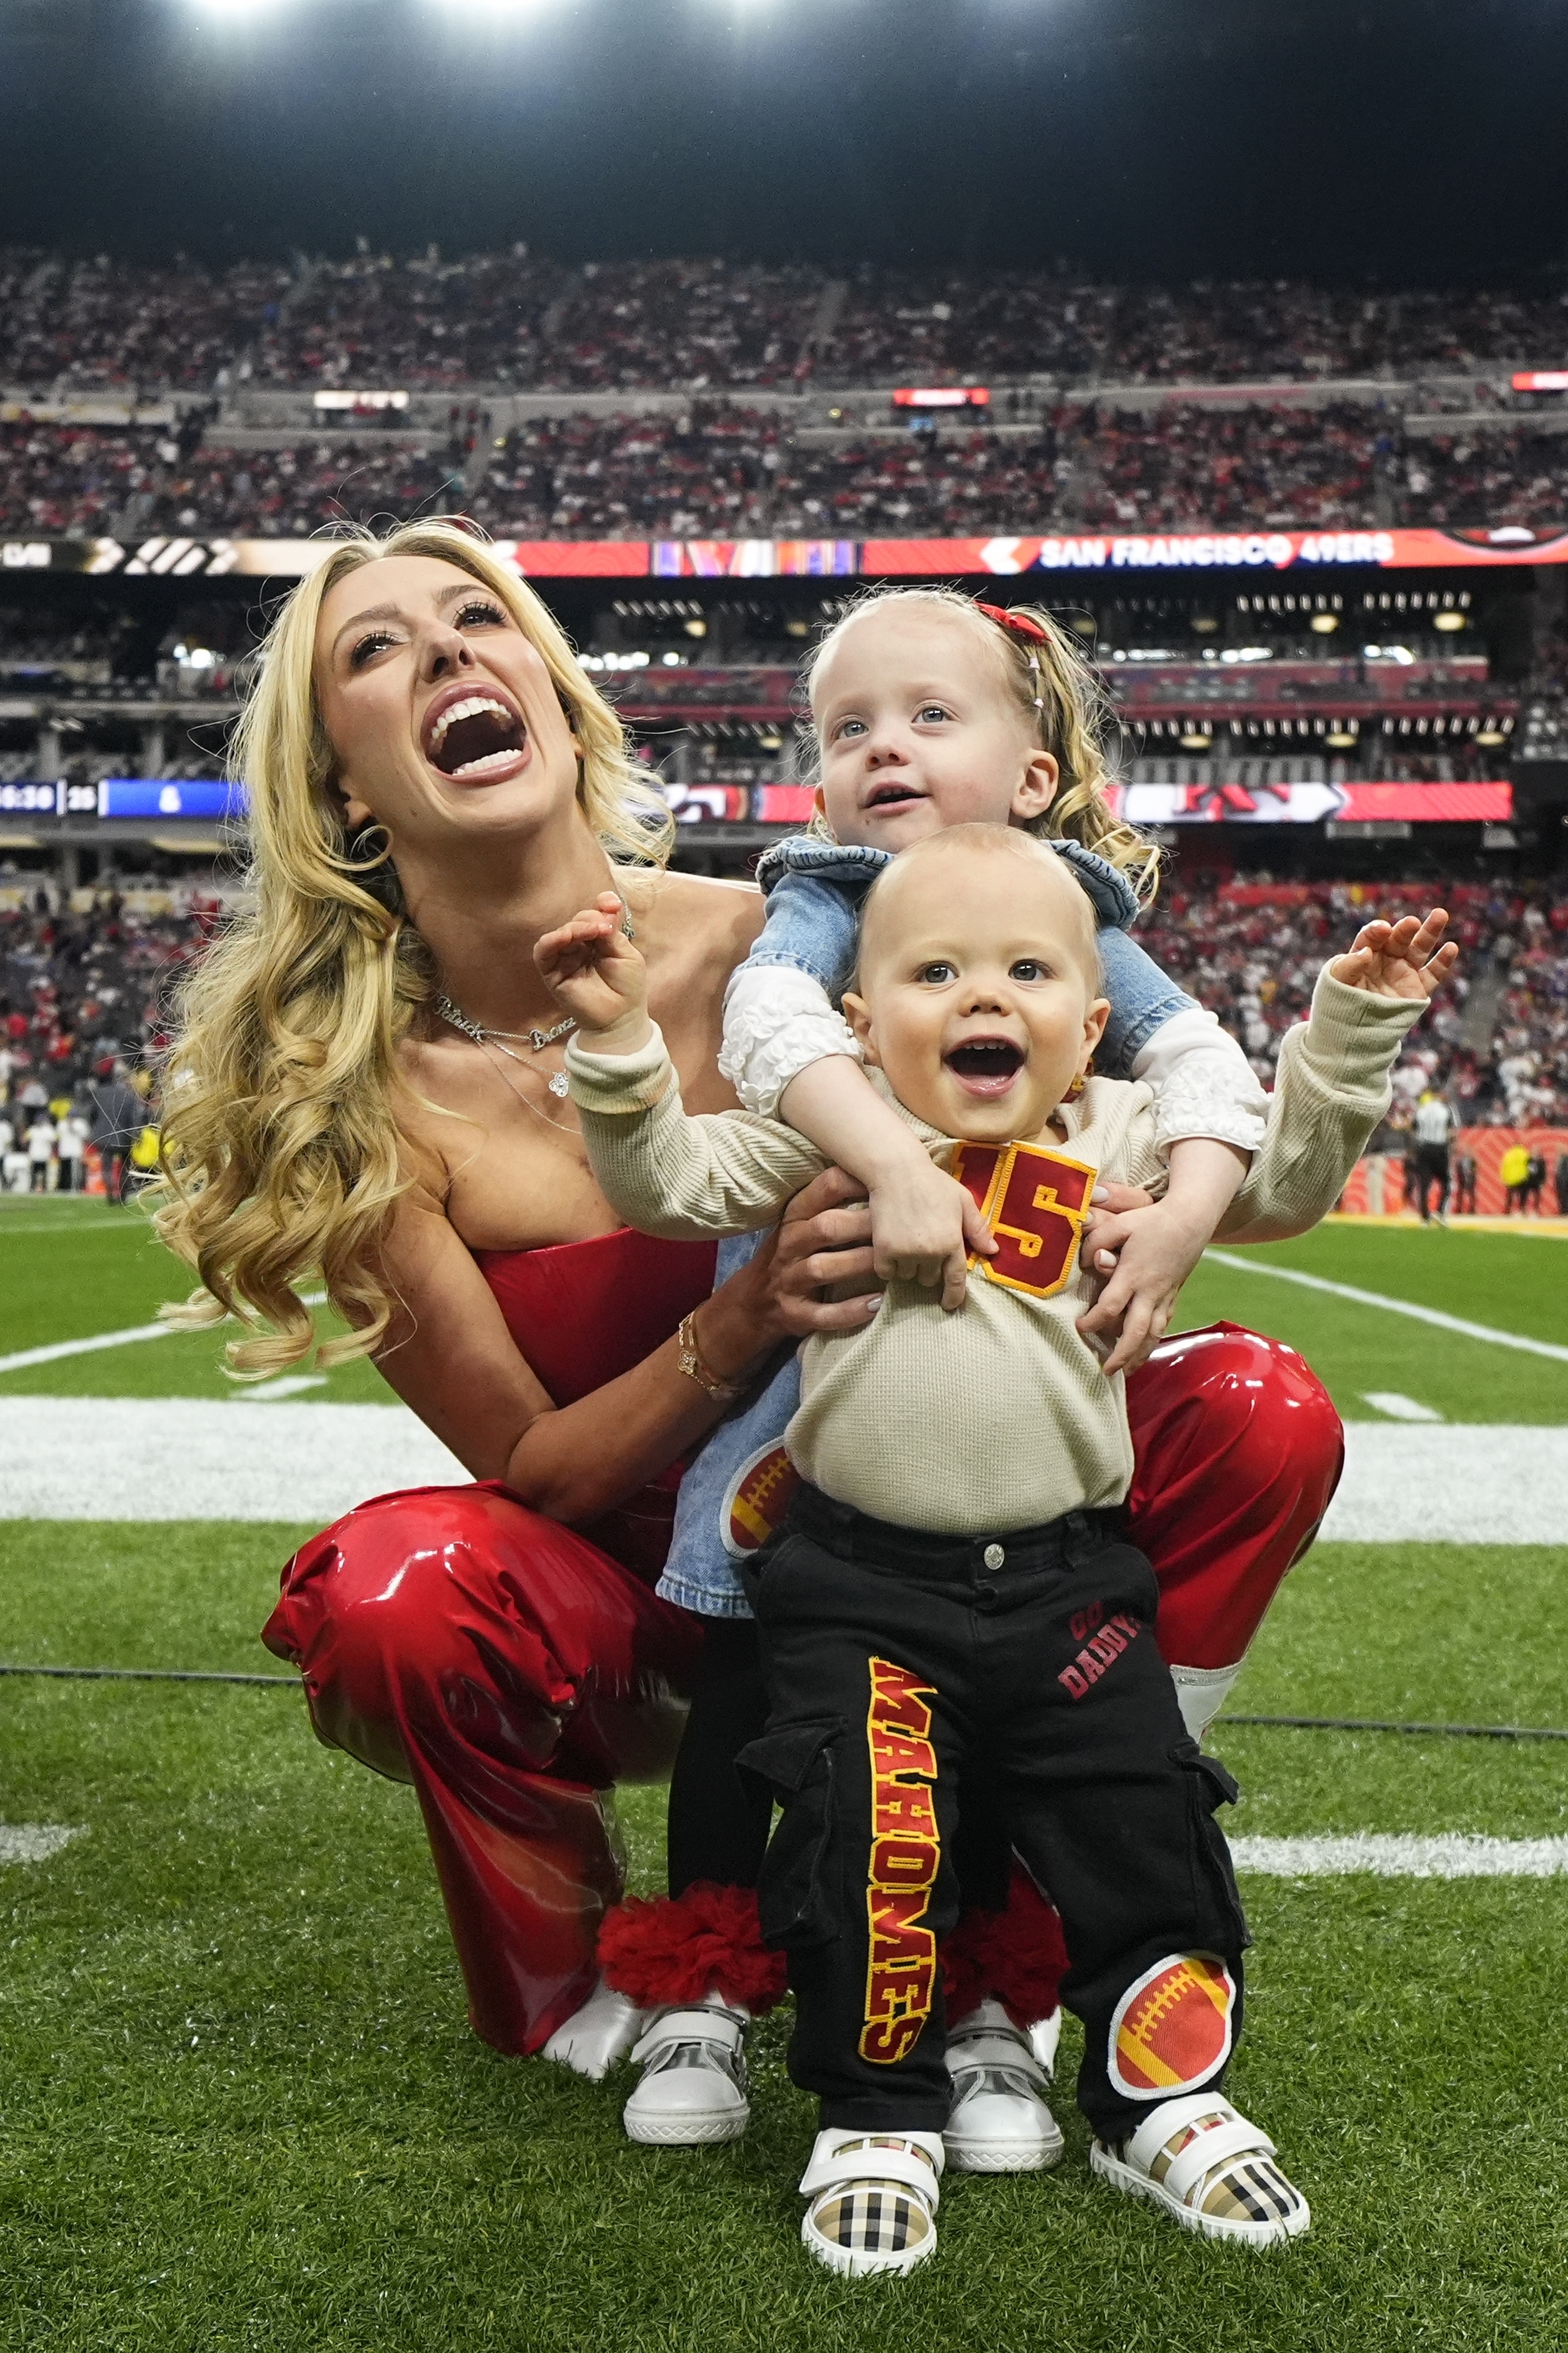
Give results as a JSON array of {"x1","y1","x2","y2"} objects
[{"x1": 738, "y1": 1482, "x2": 1250, "y2": 2140}]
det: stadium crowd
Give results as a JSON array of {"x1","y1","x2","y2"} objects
[
  {"x1": 0, "y1": 419, "x2": 464, "y2": 539},
  {"x1": 4, "y1": 402, "x2": 1564, "y2": 541},
  {"x1": 1, "y1": 872, "x2": 1562, "y2": 1197},
  {"x1": 1140, "y1": 877, "x2": 1568, "y2": 1128},
  {"x1": 0, "y1": 882, "x2": 219, "y2": 1193},
  {"x1": 6, "y1": 248, "x2": 1568, "y2": 393}
]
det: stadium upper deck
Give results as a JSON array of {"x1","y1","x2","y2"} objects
[
  {"x1": 1, "y1": 248, "x2": 1565, "y2": 881},
  {"x1": 4, "y1": 249, "x2": 1568, "y2": 394}
]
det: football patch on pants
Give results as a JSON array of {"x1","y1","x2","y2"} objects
[
  {"x1": 722, "y1": 1441, "x2": 800, "y2": 1558},
  {"x1": 1108, "y1": 1953, "x2": 1235, "y2": 2099}
]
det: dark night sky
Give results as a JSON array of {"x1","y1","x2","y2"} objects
[{"x1": 1, "y1": 0, "x2": 1565, "y2": 287}]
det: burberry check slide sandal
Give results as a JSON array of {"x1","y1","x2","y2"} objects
[
  {"x1": 621, "y1": 1996, "x2": 750, "y2": 2146},
  {"x1": 944, "y1": 1999, "x2": 1065, "y2": 2174},
  {"x1": 1089, "y1": 2093, "x2": 1310, "y2": 2246},
  {"x1": 798, "y1": 2127, "x2": 946, "y2": 2278}
]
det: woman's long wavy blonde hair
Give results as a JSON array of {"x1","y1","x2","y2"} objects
[
  {"x1": 151, "y1": 519, "x2": 672, "y2": 1376},
  {"x1": 802, "y1": 585, "x2": 1160, "y2": 903}
]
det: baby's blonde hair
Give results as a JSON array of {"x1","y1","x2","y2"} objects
[
  {"x1": 857, "y1": 822, "x2": 1102, "y2": 990},
  {"x1": 803, "y1": 585, "x2": 1159, "y2": 904}
]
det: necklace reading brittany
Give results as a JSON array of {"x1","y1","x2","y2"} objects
[{"x1": 436, "y1": 909, "x2": 635, "y2": 1097}]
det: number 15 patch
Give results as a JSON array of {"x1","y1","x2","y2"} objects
[{"x1": 950, "y1": 1139, "x2": 1096, "y2": 1301}]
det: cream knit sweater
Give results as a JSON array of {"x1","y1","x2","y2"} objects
[{"x1": 566, "y1": 970, "x2": 1422, "y2": 1536}]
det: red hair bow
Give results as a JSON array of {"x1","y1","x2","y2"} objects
[{"x1": 976, "y1": 602, "x2": 1048, "y2": 643}]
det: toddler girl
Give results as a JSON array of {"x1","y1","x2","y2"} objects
[{"x1": 553, "y1": 591, "x2": 1279, "y2": 2159}]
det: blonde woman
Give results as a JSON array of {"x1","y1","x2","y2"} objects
[{"x1": 156, "y1": 525, "x2": 1342, "y2": 2137}]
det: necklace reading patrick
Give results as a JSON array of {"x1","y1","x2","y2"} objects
[{"x1": 435, "y1": 908, "x2": 635, "y2": 1100}]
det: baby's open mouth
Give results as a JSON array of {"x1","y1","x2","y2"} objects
[
  {"x1": 424, "y1": 693, "x2": 527, "y2": 779},
  {"x1": 944, "y1": 1037, "x2": 1024, "y2": 1096},
  {"x1": 866, "y1": 783, "x2": 924, "y2": 810}
]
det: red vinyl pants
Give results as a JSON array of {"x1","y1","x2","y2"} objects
[{"x1": 263, "y1": 1323, "x2": 1342, "y2": 2056}]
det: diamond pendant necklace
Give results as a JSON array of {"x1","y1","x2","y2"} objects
[
  {"x1": 436, "y1": 909, "x2": 635, "y2": 1100},
  {"x1": 437, "y1": 997, "x2": 575, "y2": 1092}
]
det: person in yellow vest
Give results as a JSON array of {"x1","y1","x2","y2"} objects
[
  {"x1": 128, "y1": 1122, "x2": 162, "y2": 1183},
  {"x1": 1500, "y1": 1140, "x2": 1530, "y2": 1214}
]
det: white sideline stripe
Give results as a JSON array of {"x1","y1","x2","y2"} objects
[
  {"x1": 1, "y1": 1401, "x2": 1563, "y2": 1533},
  {"x1": 1231, "y1": 1834, "x2": 1568, "y2": 1878},
  {"x1": 0, "y1": 1290, "x2": 328, "y2": 1376},
  {"x1": 232, "y1": 1375, "x2": 329, "y2": 1402},
  {"x1": 1320, "y1": 1425, "x2": 1568, "y2": 1543},
  {"x1": 1360, "y1": 1391, "x2": 1444, "y2": 1423},
  {"x1": 0, "y1": 1824, "x2": 84, "y2": 1865},
  {"x1": 0, "y1": 1396, "x2": 466, "y2": 1521},
  {"x1": 0, "y1": 1318, "x2": 172, "y2": 1373},
  {"x1": 1205, "y1": 1248, "x2": 1568, "y2": 1364}
]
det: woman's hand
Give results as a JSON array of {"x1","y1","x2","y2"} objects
[
  {"x1": 534, "y1": 893, "x2": 652, "y2": 1048},
  {"x1": 1329, "y1": 908, "x2": 1458, "y2": 1002},
  {"x1": 733, "y1": 1166, "x2": 886, "y2": 1345}
]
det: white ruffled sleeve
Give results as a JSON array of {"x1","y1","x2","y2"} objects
[
  {"x1": 1129, "y1": 1006, "x2": 1269, "y2": 1156},
  {"x1": 718, "y1": 963, "x2": 862, "y2": 1119}
]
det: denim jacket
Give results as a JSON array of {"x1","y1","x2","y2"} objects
[{"x1": 657, "y1": 831, "x2": 1198, "y2": 1620}]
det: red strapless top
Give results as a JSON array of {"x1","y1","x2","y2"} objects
[
  {"x1": 473, "y1": 1227, "x2": 717, "y2": 1582},
  {"x1": 475, "y1": 1227, "x2": 717, "y2": 1405}
]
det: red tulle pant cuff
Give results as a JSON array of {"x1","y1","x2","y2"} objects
[
  {"x1": 599, "y1": 1883, "x2": 788, "y2": 2014},
  {"x1": 944, "y1": 1865, "x2": 1071, "y2": 2028}
]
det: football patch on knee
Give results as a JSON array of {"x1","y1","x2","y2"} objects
[{"x1": 1108, "y1": 1952, "x2": 1235, "y2": 2099}]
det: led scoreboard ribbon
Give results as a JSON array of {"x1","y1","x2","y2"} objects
[{"x1": 950, "y1": 1138, "x2": 1097, "y2": 1301}]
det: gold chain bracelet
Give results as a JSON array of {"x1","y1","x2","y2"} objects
[{"x1": 676, "y1": 1309, "x2": 745, "y2": 1406}]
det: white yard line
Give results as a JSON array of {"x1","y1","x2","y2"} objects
[
  {"x1": 0, "y1": 1292, "x2": 328, "y2": 1377},
  {"x1": 1320, "y1": 1424, "x2": 1568, "y2": 1542},
  {"x1": 0, "y1": 1825, "x2": 84, "y2": 1865},
  {"x1": 1360, "y1": 1392, "x2": 1445, "y2": 1423},
  {"x1": 1231, "y1": 1834, "x2": 1568, "y2": 1877},
  {"x1": 0, "y1": 1319, "x2": 175, "y2": 1374},
  {"x1": 1204, "y1": 1248, "x2": 1568, "y2": 1364},
  {"x1": 2, "y1": 1401, "x2": 1562, "y2": 1533},
  {"x1": 0, "y1": 1396, "x2": 464, "y2": 1521},
  {"x1": 233, "y1": 1375, "x2": 329, "y2": 1402}
]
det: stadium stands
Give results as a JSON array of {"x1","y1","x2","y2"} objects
[
  {"x1": 1, "y1": 866, "x2": 1562, "y2": 1136},
  {"x1": 6, "y1": 249, "x2": 1568, "y2": 394},
  {"x1": 1, "y1": 246, "x2": 1563, "y2": 1148},
  {"x1": 4, "y1": 403, "x2": 1564, "y2": 542},
  {"x1": 3, "y1": 245, "x2": 1567, "y2": 541},
  {"x1": 1139, "y1": 879, "x2": 1568, "y2": 1126}
]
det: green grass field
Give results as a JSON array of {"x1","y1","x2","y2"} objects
[{"x1": 2, "y1": 1201, "x2": 1567, "y2": 2350}]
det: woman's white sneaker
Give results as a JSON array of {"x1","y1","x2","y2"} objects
[
  {"x1": 621, "y1": 1992, "x2": 750, "y2": 2146},
  {"x1": 943, "y1": 1998, "x2": 1064, "y2": 2173},
  {"x1": 541, "y1": 1976, "x2": 644, "y2": 2081},
  {"x1": 799, "y1": 2128, "x2": 944, "y2": 2277},
  {"x1": 1090, "y1": 2092, "x2": 1310, "y2": 2246}
]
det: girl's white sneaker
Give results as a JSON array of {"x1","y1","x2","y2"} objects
[{"x1": 620, "y1": 1992, "x2": 750, "y2": 2145}]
